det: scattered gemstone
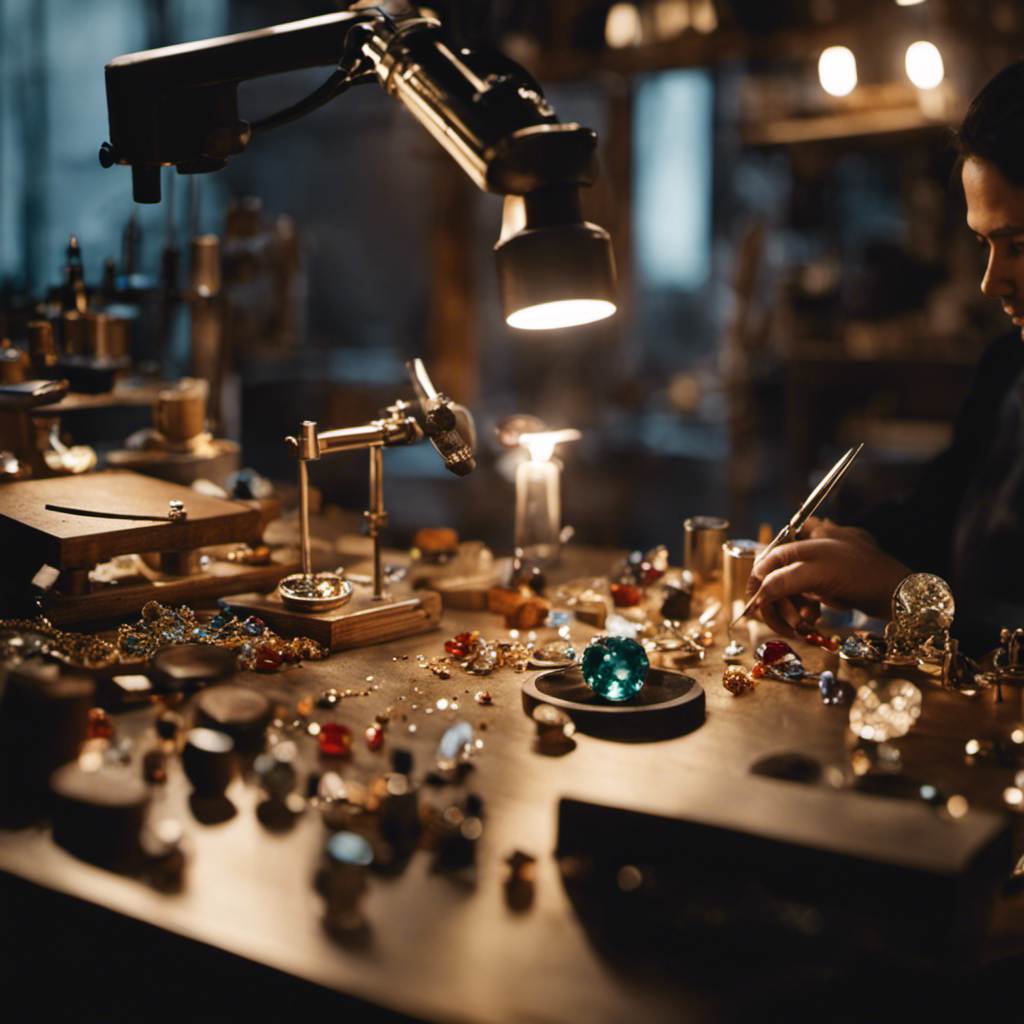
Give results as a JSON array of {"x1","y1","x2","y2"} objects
[
  {"x1": 756, "y1": 640, "x2": 794, "y2": 664},
  {"x1": 255, "y1": 646, "x2": 283, "y2": 672},
  {"x1": 318, "y1": 688, "x2": 341, "y2": 709},
  {"x1": 610, "y1": 582, "x2": 642, "y2": 607},
  {"x1": 365, "y1": 724, "x2": 385, "y2": 751},
  {"x1": 318, "y1": 723, "x2": 353, "y2": 758},
  {"x1": 818, "y1": 670, "x2": 842, "y2": 705},
  {"x1": 475, "y1": 691, "x2": 492, "y2": 705},
  {"x1": 87, "y1": 707, "x2": 114, "y2": 740}
]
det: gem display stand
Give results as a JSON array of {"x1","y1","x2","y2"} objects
[{"x1": 522, "y1": 666, "x2": 705, "y2": 739}]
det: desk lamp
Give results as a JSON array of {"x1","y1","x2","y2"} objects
[{"x1": 99, "y1": 2, "x2": 617, "y2": 331}]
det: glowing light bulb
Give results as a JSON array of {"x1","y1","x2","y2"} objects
[
  {"x1": 906, "y1": 41, "x2": 944, "y2": 89},
  {"x1": 895, "y1": 0, "x2": 926, "y2": 6},
  {"x1": 506, "y1": 299, "x2": 616, "y2": 331},
  {"x1": 818, "y1": 46, "x2": 858, "y2": 97},
  {"x1": 605, "y1": 3, "x2": 642, "y2": 49}
]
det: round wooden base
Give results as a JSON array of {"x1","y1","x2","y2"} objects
[{"x1": 522, "y1": 666, "x2": 705, "y2": 740}]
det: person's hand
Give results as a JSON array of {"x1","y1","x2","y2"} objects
[{"x1": 744, "y1": 518, "x2": 911, "y2": 638}]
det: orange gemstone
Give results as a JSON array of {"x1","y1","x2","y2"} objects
[
  {"x1": 750, "y1": 663, "x2": 766, "y2": 678},
  {"x1": 87, "y1": 707, "x2": 114, "y2": 740}
]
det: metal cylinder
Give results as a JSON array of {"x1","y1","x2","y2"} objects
[
  {"x1": 155, "y1": 378, "x2": 208, "y2": 445},
  {"x1": 722, "y1": 539, "x2": 765, "y2": 622},
  {"x1": 683, "y1": 516, "x2": 729, "y2": 583}
]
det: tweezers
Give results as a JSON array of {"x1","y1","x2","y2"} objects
[{"x1": 730, "y1": 442, "x2": 864, "y2": 628}]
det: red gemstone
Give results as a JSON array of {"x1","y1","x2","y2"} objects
[
  {"x1": 365, "y1": 724, "x2": 385, "y2": 751},
  {"x1": 87, "y1": 707, "x2": 114, "y2": 740},
  {"x1": 454, "y1": 632, "x2": 474, "y2": 644},
  {"x1": 757, "y1": 640, "x2": 793, "y2": 664},
  {"x1": 824, "y1": 636, "x2": 840, "y2": 651},
  {"x1": 444, "y1": 640, "x2": 471, "y2": 657},
  {"x1": 319, "y1": 723, "x2": 353, "y2": 757},
  {"x1": 610, "y1": 582, "x2": 642, "y2": 607},
  {"x1": 640, "y1": 562, "x2": 664, "y2": 585},
  {"x1": 255, "y1": 646, "x2": 284, "y2": 671}
]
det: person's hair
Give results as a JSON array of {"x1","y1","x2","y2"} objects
[{"x1": 953, "y1": 58, "x2": 1024, "y2": 186}]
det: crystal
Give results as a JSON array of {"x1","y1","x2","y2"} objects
[
  {"x1": 885, "y1": 573, "x2": 955, "y2": 662},
  {"x1": 318, "y1": 723, "x2": 353, "y2": 758},
  {"x1": 532, "y1": 640, "x2": 576, "y2": 666},
  {"x1": 365, "y1": 724, "x2": 385, "y2": 751},
  {"x1": 724, "y1": 639, "x2": 745, "y2": 660},
  {"x1": 581, "y1": 636, "x2": 649, "y2": 702},
  {"x1": 849, "y1": 679, "x2": 922, "y2": 742},
  {"x1": 818, "y1": 670, "x2": 842, "y2": 705}
]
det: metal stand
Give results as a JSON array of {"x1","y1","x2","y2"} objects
[{"x1": 278, "y1": 403, "x2": 421, "y2": 611}]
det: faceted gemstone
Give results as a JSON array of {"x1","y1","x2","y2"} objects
[
  {"x1": 318, "y1": 723, "x2": 353, "y2": 757},
  {"x1": 255, "y1": 646, "x2": 283, "y2": 672},
  {"x1": 610, "y1": 582, "x2": 642, "y2": 608},
  {"x1": 445, "y1": 639, "x2": 471, "y2": 657},
  {"x1": 242, "y1": 616, "x2": 267, "y2": 636},
  {"x1": 818, "y1": 670, "x2": 842, "y2": 705},
  {"x1": 756, "y1": 640, "x2": 794, "y2": 664},
  {"x1": 474, "y1": 691, "x2": 492, "y2": 705},
  {"x1": 365, "y1": 724, "x2": 385, "y2": 751},
  {"x1": 580, "y1": 636, "x2": 649, "y2": 702},
  {"x1": 750, "y1": 663, "x2": 766, "y2": 678},
  {"x1": 87, "y1": 707, "x2": 114, "y2": 740}
]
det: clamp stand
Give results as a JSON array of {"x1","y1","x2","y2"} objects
[{"x1": 229, "y1": 361, "x2": 471, "y2": 649}]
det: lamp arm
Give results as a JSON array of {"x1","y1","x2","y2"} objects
[{"x1": 100, "y1": 5, "x2": 598, "y2": 204}]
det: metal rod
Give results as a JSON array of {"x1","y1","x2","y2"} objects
[
  {"x1": 369, "y1": 445, "x2": 384, "y2": 600},
  {"x1": 298, "y1": 457, "x2": 312, "y2": 577}
]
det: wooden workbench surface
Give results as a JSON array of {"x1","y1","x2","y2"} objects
[{"x1": 1, "y1": 545, "x2": 1023, "y2": 1022}]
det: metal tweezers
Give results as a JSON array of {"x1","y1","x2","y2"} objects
[{"x1": 730, "y1": 442, "x2": 864, "y2": 628}]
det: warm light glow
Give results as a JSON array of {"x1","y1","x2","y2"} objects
[
  {"x1": 520, "y1": 428, "x2": 582, "y2": 462},
  {"x1": 965, "y1": 738, "x2": 981, "y2": 756},
  {"x1": 605, "y1": 3, "x2": 642, "y2": 48},
  {"x1": 1004, "y1": 787, "x2": 1024, "y2": 808},
  {"x1": 1012, "y1": 728, "x2": 1024, "y2": 745},
  {"x1": 691, "y1": 0, "x2": 718, "y2": 34},
  {"x1": 653, "y1": 0, "x2": 689, "y2": 38},
  {"x1": 946, "y1": 794, "x2": 969, "y2": 818},
  {"x1": 507, "y1": 298, "x2": 616, "y2": 331},
  {"x1": 895, "y1": 0, "x2": 926, "y2": 6},
  {"x1": 818, "y1": 46, "x2": 858, "y2": 97},
  {"x1": 906, "y1": 40, "x2": 944, "y2": 89}
]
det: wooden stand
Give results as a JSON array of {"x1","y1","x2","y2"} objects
[{"x1": 225, "y1": 584, "x2": 442, "y2": 651}]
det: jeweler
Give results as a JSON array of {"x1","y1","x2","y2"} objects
[{"x1": 747, "y1": 58, "x2": 1024, "y2": 654}]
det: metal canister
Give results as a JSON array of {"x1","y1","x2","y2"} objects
[
  {"x1": 722, "y1": 539, "x2": 765, "y2": 621},
  {"x1": 683, "y1": 516, "x2": 729, "y2": 583}
]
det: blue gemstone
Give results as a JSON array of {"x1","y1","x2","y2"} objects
[
  {"x1": 581, "y1": 636, "x2": 648, "y2": 702},
  {"x1": 438, "y1": 721, "x2": 474, "y2": 762},
  {"x1": 819, "y1": 670, "x2": 842, "y2": 705}
]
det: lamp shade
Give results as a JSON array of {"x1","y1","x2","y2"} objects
[{"x1": 495, "y1": 187, "x2": 617, "y2": 330}]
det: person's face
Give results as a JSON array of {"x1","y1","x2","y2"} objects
[{"x1": 963, "y1": 156, "x2": 1024, "y2": 339}]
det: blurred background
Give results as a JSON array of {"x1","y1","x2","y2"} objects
[{"x1": 2, "y1": 0, "x2": 1020, "y2": 564}]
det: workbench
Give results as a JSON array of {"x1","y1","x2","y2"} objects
[{"x1": 1, "y1": 546, "x2": 1023, "y2": 1023}]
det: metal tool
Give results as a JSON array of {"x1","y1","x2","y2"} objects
[
  {"x1": 45, "y1": 500, "x2": 187, "y2": 522},
  {"x1": 730, "y1": 443, "x2": 863, "y2": 628}
]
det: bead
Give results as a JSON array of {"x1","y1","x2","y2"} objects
[
  {"x1": 365, "y1": 724, "x2": 385, "y2": 751},
  {"x1": 87, "y1": 707, "x2": 114, "y2": 740},
  {"x1": 318, "y1": 723, "x2": 353, "y2": 758},
  {"x1": 580, "y1": 636, "x2": 649, "y2": 702},
  {"x1": 318, "y1": 688, "x2": 341, "y2": 708}
]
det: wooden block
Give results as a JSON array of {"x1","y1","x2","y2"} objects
[
  {"x1": 0, "y1": 469, "x2": 261, "y2": 569},
  {"x1": 505, "y1": 597, "x2": 550, "y2": 629},
  {"x1": 487, "y1": 586, "x2": 527, "y2": 616},
  {"x1": 226, "y1": 586, "x2": 442, "y2": 651}
]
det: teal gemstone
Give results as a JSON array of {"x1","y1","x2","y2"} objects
[{"x1": 580, "y1": 636, "x2": 649, "y2": 702}]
